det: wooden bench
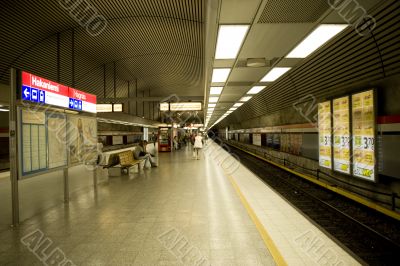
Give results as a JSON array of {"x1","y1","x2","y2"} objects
[
  {"x1": 118, "y1": 151, "x2": 144, "y2": 172},
  {"x1": 110, "y1": 151, "x2": 145, "y2": 176},
  {"x1": 101, "y1": 150, "x2": 146, "y2": 176},
  {"x1": 101, "y1": 153, "x2": 120, "y2": 169}
]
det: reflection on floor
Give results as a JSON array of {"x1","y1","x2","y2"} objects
[{"x1": 0, "y1": 145, "x2": 275, "y2": 265}]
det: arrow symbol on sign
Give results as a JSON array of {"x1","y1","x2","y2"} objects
[{"x1": 23, "y1": 88, "x2": 30, "y2": 98}]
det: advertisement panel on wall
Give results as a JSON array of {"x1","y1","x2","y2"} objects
[
  {"x1": 333, "y1": 96, "x2": 351, "y2": 174},
  {"x1": 47, "y1": 113, "x2": 68, "y2": 169},
  {"x1": 318, "y1": 101, "x2": 332, "y2": 169},
  {"x1": 68, "y1": 115, "x2": 97, "y2": 164},
  {"x1": 253, "y1": 134, "x2": 261, "y2": 146},
  {"x1": 352, "y1": 90, "x2": 376, "y2": 181}
]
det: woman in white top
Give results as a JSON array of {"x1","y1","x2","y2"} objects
[{"x1": 193, "y1": 133, "x2": 203, "y2": 160}]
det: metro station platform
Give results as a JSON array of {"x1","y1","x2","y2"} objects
[{"x1": 0, "y1": 141, "x2": 360, "y2": 265}]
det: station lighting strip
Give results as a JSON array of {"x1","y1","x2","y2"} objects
[
  {"x1": 207, "y1": 23, "x2": 348, "y2": 130},
  {"x1": 206, "y1": 25, "x2": 250, "y2": 128}
]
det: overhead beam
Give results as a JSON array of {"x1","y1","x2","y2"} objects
[{"x1": 97, "y1": 96, "x2": 204, "y2": 103}]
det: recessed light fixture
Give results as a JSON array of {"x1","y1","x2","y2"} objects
[
  {"x1": 212, "y1": 68, "x2": 231, "y2": 83},
  {"x1": 0, "y1": 108, "x2": 9, "y2": 112},
  {"x1": 229, "y1": 107, "x2": 237, "y2": 111},
  {"x1": 239, "y1": 96, "x2": 252, "y2": 102},
  {"x1": 247, "y1": 86, "x2": 266, "y2": 95},
  {"x1": 209, "y1": 96, "x2": 219, "y2": 103},
  {"x1": 261, "y1": 67, "x2": 291, "y2": 82},
  {"x1": 233, "y1": 103, "x2": 244, "y2": 107},
  {"x1": 210, "y1": 87, "x2": 223, "y2": 95},
  {"x1": 208, "y1": 103, "x2": 216, "y2": 108},
  {"x1": 286, "y1": 24, "x2": 348, "y2": 58},
  {"x1": 215, "y1": 25, "x2": 249, "y2": 59}
]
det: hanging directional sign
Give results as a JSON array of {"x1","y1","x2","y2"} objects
[
  {"x1": 21, "y1": 71, "x2": 97, "y2": 113},
  {"x1": 68, "y1": 87, "x2": 96, "y2": 113},
  {"x1": 22, "y1": 71, "x2": 70, "y2": 107}
]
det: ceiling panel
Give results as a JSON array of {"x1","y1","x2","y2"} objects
[
  {"x1": 219, "y1": 0, "x2": 261, "y2": 24},
  {"x1": 219, "y1": 94, "x2": 240, "y2": 102},
  {"x1": 215, "y1": 102, "x2": 234, "y2": 109},
  {"x1": 213, "y1": 59, "x2": 235, "y2": 68},
  {"x1": 258, "y1": 0, "x2": 329, "y2": 23},
  {"x1": 228, "y1": 67, "x2": 270, "y2": 82},
  {"x1": 238, "y1": 23, "x2": 315, "y2": 59}
]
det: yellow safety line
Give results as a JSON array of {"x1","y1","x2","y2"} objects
[
  {"x1": 229, "y1": 143, "x2": 400, "y2": 221},
  {"x1": 224, "y1": 172, "x2": 287, "y2": 266}
]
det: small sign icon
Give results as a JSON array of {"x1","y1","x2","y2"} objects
[
  {"x1": 22, "y1": 86, "x2": 30, "y2": 100},
  {"x1": 39, "y1": 90, "x2": 45, "y2": 103},
  {"x1": 69, "y1": 99, "x2": 75, "y2": 109},
  {"x1": 74, "y1": 100, "x2": 78, "y2": 109},
  {"x1": 78, "y1": 101, "x2": 82, "y2": 110},
  {"x1": 31, "y1": 88, "x2": 38, "y2": 102}
]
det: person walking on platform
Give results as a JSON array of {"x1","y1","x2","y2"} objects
[
  {"x1": 193, "y1": 133, "x2": 203, "y2": 160},
  {"x1": 173, "y1": 136, "x2": 179, "y2": 150}
]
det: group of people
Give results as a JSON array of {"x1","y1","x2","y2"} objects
[{"x1": 172, "y1": 132, "x2": 204, "y2": 159}]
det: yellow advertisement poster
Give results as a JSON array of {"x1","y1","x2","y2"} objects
[
  {"x1": 333, "y1": 96, "x2": 350, "y2": 174},
  {"x1": 352, "y1": 90, "x2": 375, "y2": 181},
  {"x1": 318, "y1": 101, "x2": 332, "y2": 169}
]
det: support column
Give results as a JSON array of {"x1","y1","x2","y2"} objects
[
  {"x1": 93, "y1": 165, "x2": 98, "y2": 189},
  {"x1": 63, "y1": 168, "x2": 69, "y2": 203},
  {"x1": 9, "y1": 68, "x2": 19, "y2": 227}
]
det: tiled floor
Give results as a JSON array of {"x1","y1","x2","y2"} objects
[{"x1": 0, "y1": 144, "x2": 275, "y2": 266}]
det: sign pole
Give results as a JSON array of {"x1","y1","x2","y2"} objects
[
  {"x1": 9, "y1": 68, "x2": 19, "y2": 227},
  {"x1": 63, "y1": 168, "x2": 69, "y2": 203}
]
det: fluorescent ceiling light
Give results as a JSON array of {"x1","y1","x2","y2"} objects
[
  {"x1": 208, "y1": 103, "x2": 216, "y2": 107},
  {"x1": 212, "y1": 68, "x2": 231, "y2": 83},
  {"x1": 261, "y1": 67, "x2": 291, "y2": 82},
  {"x1": 229, "y1": 107, "x2": 237, "y2": 111},
  {"x1": 247, "y1": 86, "x2": 266, "y2": 95},
  {"x1": 210, "y1": 87, "x2": 223, "y2": 95},
  {"x1": 240, "y1": 96, "x2": 252, "y2": 102},
  {"x1": 0, "y1": 108, "x2": 9, "y2": 112},
  {"x1": 215, "y1": 25, "x2": 249, "y2": 59},
  {"x1": 286, "y1": 24, "x2": 348, "y2": 58},
  {"x1": 209, "y1": 96, "x2": 219, "y2": 103},
  {"x1": 233, "y1": 103, "x2": 243, "y2": 107}
]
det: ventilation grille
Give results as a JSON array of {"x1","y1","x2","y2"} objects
[
  {"x1": 258, "y1": 0, "x2": 330, "y2": 23},
  {"x1": 222, "y1": 0, "x2": 400, "y2": 127}
]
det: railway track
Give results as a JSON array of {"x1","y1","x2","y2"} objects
[{"x1": 225, "y1": 143, "x2": 400, "y2": 266}]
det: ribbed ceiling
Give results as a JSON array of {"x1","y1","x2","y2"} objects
[
  {"x1": 0, "y1": 0, "x2": 204, "y2": 99},
  {"x1": 221, "y1": 0, "x2": 400, "y2": 127}
]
